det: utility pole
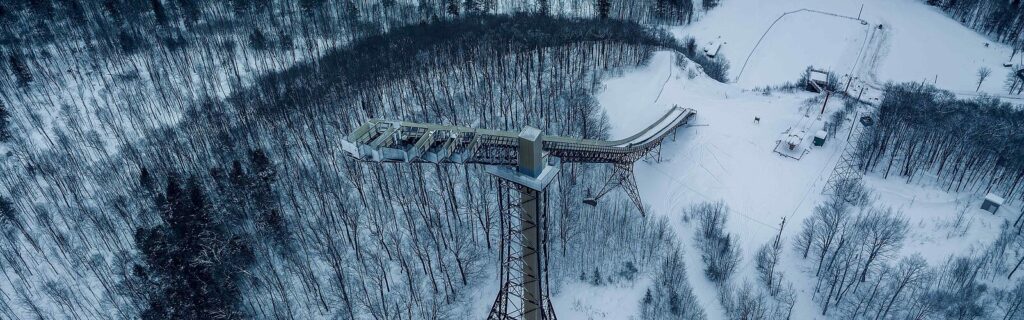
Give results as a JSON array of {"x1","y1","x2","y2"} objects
[
  {"x1": 819, "y1": 91, "x2": 832, "y2": 116},
  {"x1": 774, "y1": 217, "x2": 786, "y2": 247}
]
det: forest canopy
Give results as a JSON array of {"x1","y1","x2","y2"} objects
[{"x1": 243, "y1": 13, "x2": 711, "y2": 117}]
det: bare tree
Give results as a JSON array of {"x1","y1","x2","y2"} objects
[
  {"x1": 875, "y1": 255, "x2": 929, "y2": 320},
  {"x1": 721, "y1": 282, "x2": 769, "y2": 320},
  {"x1": 977, "y1": 67, "x2": 992, "y2": 91},
  {"x1": 755, "y1": 239, "x2": 781, "y2": 295},
  {"x1": 854, "y1": 208, "x2": 908, "y2": 282},
  {"x1": 692, "y1": 202, "x2": 741, "y2": 284},
  {"x1": 810, "y1": 199, "x2": 853, "y2": 277}
]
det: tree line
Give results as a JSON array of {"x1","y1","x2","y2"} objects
[
  {"x1": 856, "y1": 83, "x2": 1024, "y2": 203},
  {"x1": 925, "y1": 0, "x2": 1024, "y2": 49},
  {"x1": 794, "y1": 177, "x2": 1024, "y2": 319}
]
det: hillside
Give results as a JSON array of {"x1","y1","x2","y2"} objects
[{"x1": 2, "y1": 0, "x2": 1024, "y2": 319}]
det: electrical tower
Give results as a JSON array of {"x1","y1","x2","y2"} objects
[
  {"x1": 343, "y1": 106, "x2": 696, "y2": 320},
  {"x1": 822, "y1": 112, "x2": 874, "y2": 196}
]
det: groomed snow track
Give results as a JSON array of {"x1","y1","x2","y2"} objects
[{"x1": 343, "y1": 106, "x2": 696, "y2": 165}]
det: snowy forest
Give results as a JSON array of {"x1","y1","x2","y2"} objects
[
  {"x1": 0, "y1": 0, "x2": 722, "y2": 319},
  {"x1": 3, "y1": 0, "x2": 1024, "y2": 319},
  {"x1": 925, "y1": 0, "x2": 1024, "y2": 48}
]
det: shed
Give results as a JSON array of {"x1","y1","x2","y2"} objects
[
  {"x1": 859, "y1": 115, "x2": 874, "y2": 127},
  {"x1": 982, "y1": 193, "x2": 1004, "y2": 214},
  {"x1": 703, "y1": 40, "x2": 724, "y2": 58},
  {"x1": 806, "y1": 69, "x2": 830, "y2": 93},
  {"x1": 785, "y1": 132, "x2": 803, "y2": 150},
  {"x1": 813, "y1": 130, "x2": 828, "y2": 146}
]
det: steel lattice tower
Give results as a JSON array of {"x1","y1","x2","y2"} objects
[
  {"x1": 343, "y1": 106, "x2": 695, "y2": 320},
  {"x1": 822, "y1": 112, "x2": 874, "y2": 196}
]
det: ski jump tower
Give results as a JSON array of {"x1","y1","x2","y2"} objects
[{"x1": 343, "y1": 106, "x2": 696, "y2": 320}]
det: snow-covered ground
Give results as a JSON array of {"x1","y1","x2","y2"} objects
[
  {"x1": 598, "y1": 51, "x2": 851, "y2": 319},
  {"x1": 562, "y1": 1, "x2": 1024, "y2": 311},
  {"x1": 678, "y1": 0, "x2": 1023, "y2": 98}
]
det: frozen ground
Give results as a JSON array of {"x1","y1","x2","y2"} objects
[
  {"x1": 599, "y1": 51, "x2": 850, "y2": 319},
  {"x1": 480, "y1": 1, "x2": 1023, "y2": 317},
  {"x1": 563, "y1": 44, "x2": 1019, "y2": 319},
  {"x1": 678, "y1": 0, "x2": 1023, "y2": 98}
]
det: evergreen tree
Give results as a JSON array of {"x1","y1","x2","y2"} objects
[
  {"x1": 8, "y1": 54, "x2": 32, "y2": 87},
  {"x1": 29, "y1": 0, "x2": 54, "y2": 19},
  {"x1": 0, "y1": 100, "x2": 9, "y2": 142},
  {"x1": 597, "y1": 0, "x2": 611, "y2": 19},
  {"x1": 247, "y1": 149, "x2": 287, "y2": 245},
  {"x1": 139, "y1": 167, "x2": 155, "y2": 193},
  {"x1": 0, "y1": 196, "x2": 14, "y2": 226},
  {"x1": 464, "y1": 0, "x2": 480, "y2": 14},
  {"x1": 151, "y1": 0, "x2": 167, "y2": 25},
  {"x1": 118, "y1": 30, "x2": 140, "y2": 54},
  {"x1": 299, "y1": 0, "x2": 322, "y2": 12},
  {"x1": 177, "y1": 0, "x2": 200, "y2": 22},
  {"x1": 134, "y1": 176, "x2": 253, "y2": 319},
  {"x1": 103, "y1": 0, "x2": 121, "y2": 23},
  {"x1": 63, "y1": 0, "x2": 87, "y2": 25},
  {"x1": 704, "y1": 0, "x2": 719, "y2": 10},
  {"x1": 344, "y1": 0, "x2": 360, "y2": 22},
  {"x1": 447, "y1": 0, "x2": 460, "y2": 16},
  {"x1": 249, "y1": 28, "x2": 268, "y2": 50}
]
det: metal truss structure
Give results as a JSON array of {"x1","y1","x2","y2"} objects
[
  {"x1": 822, "y1": 113, "x2": 874, "y2": 196},
  {"x1": 343, "y1": 106, "x2": 696, "y2": 320},
  {"x1": 487, "y1": 178, "x2": 557, "y2": 320},
  {"x1": 343, "y1": 107, "x2": 694, "y2": 167},
  {"x1": 583, "y1": 163, "x2": 645, "y2": 215}
]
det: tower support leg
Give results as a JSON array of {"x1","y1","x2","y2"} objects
[
  {"x1": 520, "y1": 186, "x2": 542, "y2": 320},
  {"x1": 486, "y1": 126, "x2": 557, "y2": 320}
]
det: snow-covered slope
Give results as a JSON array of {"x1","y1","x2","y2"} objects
[
  {"x1": 678, "y1": 0, "x2": 1021, "y2": 97},
  {"x1": 581, "y1": 47, "x2": 1016, "y2": 319}
]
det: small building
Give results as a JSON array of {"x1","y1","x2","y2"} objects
[
  {"x1": 806, "y1": 69, "x2": 830, "y2": 93},
  {"x1": 703, "y1": 39, "x2": 724, "y2": 58},
  {"x1": 859, "y1": 115, "x2": 874, "y2": 127},
  {"x1": 813, "y1": 130, "x2": 828, "y2": 147},
  {"x1": 982, "y1": 193, "x2": 1004, "y2": 214},
  {"x1": 785, "y1": 132, "x2": 803, "y2": 150}
]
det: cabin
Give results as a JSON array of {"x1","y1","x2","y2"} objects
[
  {"x1": 813, "y1": 130, "x2": 828, "y2": 147},
  {"x1": 703, "y1": 39, "x2": 724, "y2": 58},
  {"x1": 859, "y1": 115, "x2": 874, "y2": 127},
  {"x1": 806, "y1": 68, "x2": 830, "y2": 93},
  {"x1": 982, "y1": 193, "x2": 1004, "y2": 214}
]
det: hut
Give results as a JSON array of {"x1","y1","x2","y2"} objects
[
  {"x1": 806, "y1": 69, "x2": 830, "y2": 93},
  {"x1": 859, "y1": 115, "x2": 874, "y2": 127},
  {"x1": 813, "y1": 130, "x2": 828, "y2": 147},
  {"x1": 704, "y1": 39, "x2": 724, "y2": 58},
  {"x1": 982, "y1": 193, "x2": 1004, "y2": 214}
]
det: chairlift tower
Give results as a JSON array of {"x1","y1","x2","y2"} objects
[
  {"x1": 823, "y1": 113, "x2": 875, "y2": 196},
  {"x1": 343, "y1": 106, "x2": 696, "y2": 320}
]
